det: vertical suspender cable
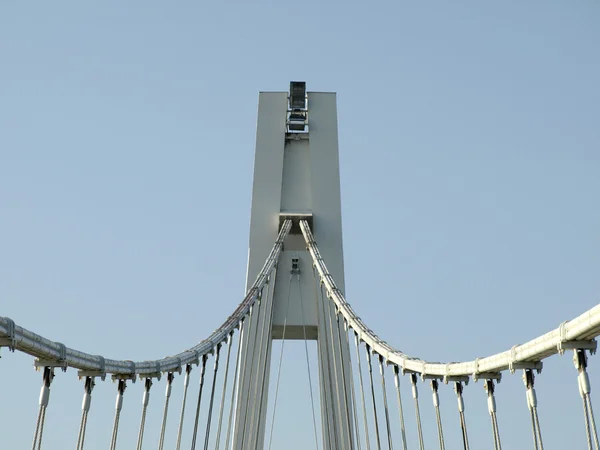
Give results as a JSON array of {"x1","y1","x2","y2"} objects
[
  {"x1": 345, "y1": 321, "x2": 363, "y2": 450},
  {"x1": 225, "y1": 319, "x2": 246, "y2": 450},
  {"x1": 319, "y1": 281, "x2": 341, "y2": 449},
  {"x1": 378, "y1": 355, "x2": 393, "y2": 450},
  {"x1": 158, "y1": 372, "x2": 174, "y2": 450},
  {"x1": 315, "y1": 270, "x2": 337, "y2": 450},
  {"x1": 234, "y1": 301, "x2": 260, "y2": 448},
  {"x1": 175, "y1": 364, "x2": 192, "y2": 450},
  {"x1": 190, "y1": 354, "x2": 209, "y2": 450},
  {"x1": 136, "y1": 378, "x2": 153, "y2": 450},
  {"x1": 32, "y1": 366, "x2": 53, "y2": 450},
  {"x1": 575, "y1": 349, "x2": 599, "y2": 450},
  {"x1": 366, "y1": 346, "x2": 382, "y2": 450},
  {"x1": 267, "y1": 275, "x2": 293, "y2": 450},
  {"x1": 253, "y1": 277, "x2": 277, "y2": 450},
  {"x1": 454, "y1": 382, "x2": 469, "y2": 450},
  {"x1": 411, "y1": 373, "x2": 425, "y2": 450},
  {"x1": 393, "y1": 366, "x2": 408, "y2": 450},
  {"x1": 109, "y1": 379, "x2": 127, "y2": 450},
  {"x1": 241, "y1": 294, "x2": 265, "y2": 448},
  {"x1": 431, "y1": 380, "x2": 445, "y2": 450},
  {"x1": 246, "y1": 287, "x2": 271, "y2": 448},
  {"x1": 203, "y1": 344, "x2": 222, "y2": 450},
  {"x1": 214, "y1": 333, "x2": 234, "y2": 450},
  {"x1": 298, "y1": 273, "x2": 321, "y2": 450},
  {"x1": 355, "y1": 333, "x2": 371, "y2": 450},
  {"x1": 485, "y1": 379, "x2": 502, "y2": 450},
  {"x1": 523, "y1": 369, "x2": 543, "y2": 450},
  {"x1": 76, "y1": 376, "x2": 94, "y2": 450},
  {"x1": 332, "y1": 301, "x2": 355, "y2": 449}
]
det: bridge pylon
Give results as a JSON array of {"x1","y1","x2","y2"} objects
[{"x1": 232, "y1": 82, "x2": 355, "y2": 449}]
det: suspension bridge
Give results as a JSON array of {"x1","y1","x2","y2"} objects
[{"x1": 2, "y1": 82, "x2": 600, "y2": 450}]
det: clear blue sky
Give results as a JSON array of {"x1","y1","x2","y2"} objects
[{"x1": 1, "y1": 1, "x2": 599, "y2": 449}]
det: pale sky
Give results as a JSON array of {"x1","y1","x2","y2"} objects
[{"x1": 1, "y1": 1, "x2": 599, "y2": 449}]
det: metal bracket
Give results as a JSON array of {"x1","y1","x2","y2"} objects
[
  {"x1": 509, "y1": 360, "x2": 543, "y2": 374},
  {"x1": 78, "y1": 355, "x2": 106, "y2": 381},
  {"x1": 139, "y1": 362, "x2": 162, "y2": 381},
  {"x1": 34, "y1": 342, "x2": 68, "y2": 372},
  {"x1": 558, "y1": 339, "x2": 597, "y2": 355},
  {"x1": 111, "y1": 360, "x2": 137, "y2": 383}
]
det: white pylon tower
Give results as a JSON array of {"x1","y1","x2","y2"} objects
[{"x1": 232, "y1": 82, "x2": 355, "y2": 449}]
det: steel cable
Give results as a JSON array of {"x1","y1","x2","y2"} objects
[
  {"x1": 323, "y1": 283, "x2": 346, "y2": 448},
  {"x1": 355, "y1": 333, "x2": 371, "y2": 450},
  {"x1": 366, "y1": 347, "x2": 382, "y2": 450},
  {"x1": 175, "y1": 364, "x2": 192, "y2": 450},
  {"x1": 586, "y1": 395, "x2": 600, "y2": 449},
  {"x1": 253, "y1": 277, "x2": 277, "y2": 450},
  {"x1": 431, "y1": 380, "x2": 445, "y2": 450},
  {"x1": 203, "y1": 344, "x2": 221, "y2": 450},
  {"x1": 267, "y1": 275, "x2": 293, "y2": 450},
  {"x1": 190, "y1": 354, "x2": 209, "y2": 450},
  {"x1": 315, "y1": 270, "x2": 337, "y2": 450},
  {"x1": 225, "y1": 319, "x2": 246, "y2": 450},
  {"x1": 393, "y1": 366, "x2": 408, "y2": 450},
  {"x1": 331, "y1": 300, "x2": 354, "y2": 449},
  {"x1": 455, "y1": 382, "x2": 469, "y2": 450},
  {"x1": 378, "y1": 355, "x2": 393, "y2": 450},
  {"x1": 158, "y1": 373, "x2": 174, "y2": 450},
  {"x1": 246, "y1": 286, "x2": 271, "y2": 448},
  {"x1": 136, "y1": 378, "x2": 152, "y2": 450},
  {"x1": 298, "y1": 274, "x2": 321, "y2": 450},
  {"x1": 533, "y1": 408, "x2": 544, "y2": 450},
  {"x1": 529, "y1": 408, "x2": 539, "y2": 450},
  {"x1": 214, "y1": 333, "x2": 233, "y2": 450},
  {"x1": 346, "y1": 322, "x2": 363, "y2": 450},
  {"x1": 109, "y1": 380, "x2": 126, "y2": 450},
  {"x1": 410, "y1": 374, "x2": 425, "y2": 450}
]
